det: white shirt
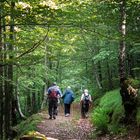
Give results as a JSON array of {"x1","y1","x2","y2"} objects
[{"x1": 81, "y1": 92, "x2": 92, "y2": 102}]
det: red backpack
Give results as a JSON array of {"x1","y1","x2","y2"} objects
[{"x1": 48, "y1": 89, "x2": 58, "y2": 99}]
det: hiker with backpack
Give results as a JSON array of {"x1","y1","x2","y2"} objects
[
  {"x1": 62, "y1": 86, "x2": 75, "y2": 117},
  {"x1": 80, "y1": 89, "x2": 92, "y2": 119},
  {"x1": 47, "y1": 83, "x2": 62, "y2": 119}
]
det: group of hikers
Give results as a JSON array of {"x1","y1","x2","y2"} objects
[
  {"x1": 45, "y1": 77, "x2": 139, "y2": 124},
  {"x1": 46, "y1": 82, "x2": 92, "y2": 120}
]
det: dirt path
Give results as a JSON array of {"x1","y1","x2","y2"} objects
[
  {"x1": 37, "y1": 104, "x2": 93, "y2": 140},
  {"x1": 36, "y1": 104, "x2": 140, "y2": 140}
]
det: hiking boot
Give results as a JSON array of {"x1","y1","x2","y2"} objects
[
  {"x1": 49, "y1": 116, "x2": 52, "y2": 119},
  {"x1": 53, "y1": 116, "x2": 56, "y2": 119},
  {"x1": 85, "y1": 114, "x2": 88, "y2": 118}
]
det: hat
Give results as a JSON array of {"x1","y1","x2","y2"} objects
[
  {"x1": 84, "y1": 89, "x2": 88, "y2": 93},
  {"x1": 67, "y1": 86, "x2": 71, "y2": 89},
  {"x1": 52, "y1": 82, "x2": 57, "y2": 86}
]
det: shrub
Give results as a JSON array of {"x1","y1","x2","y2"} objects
[
  {"x1": 91, "y1": 89, "x2": 124, "y2": 134},
  {"x1": 91, "y1": 107, "x2": 109, "y2": 133}
]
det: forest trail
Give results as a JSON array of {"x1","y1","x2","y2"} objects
[
  {"x1": 37, "y1": 104, "x2": 93, "y2": 140},
  {"x1": 35, "y1": 103, "x2": 140, "y2": 140}
]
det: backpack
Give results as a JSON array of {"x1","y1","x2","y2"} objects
[
  {"x1": 48, "y1": 89, "x2": 58, "y2": 99},
  {"x1": 83, "y1": 94, "x2": 90, "y2": 104}
]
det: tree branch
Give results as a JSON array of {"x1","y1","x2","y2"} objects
[{"x1": 16, "y1": 34, "x2": 48, "y2": 59}]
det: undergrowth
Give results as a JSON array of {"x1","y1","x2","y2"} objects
[
  {"x1": 91, "y1": 89, "x2": 125, "y2": 135},
  {"x1": 13, "y1": 113, "x2": 43, "y2": 138}
]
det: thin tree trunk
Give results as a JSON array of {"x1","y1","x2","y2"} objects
[
  {"x1": 4, "y1": 16, "x2": 9, "y2": 140},
  {"x1": 5, "y1": 2, "x2": 15, "y2": 138},
  {"x1": 15, "y1": 71, "x2": 26, "y2": 119},
  {"x1": 37, "y1": 91, "x2": 40, "y2": 110},
  {"x1": 92, "y1": 61, "x2": 102, "y2": 89},
  {"x1": 97, "y1": 62, "x2": 103, "y2": 88},
  {"x1": 41, "y1": 85, "x2": 47, "y2": 109},
  {"x1": 32, "y1": 92, "x2": 36, "y2": 113},
  {"x1": 41, "y1": 36, "x2": 49, "y2": 109},
  {"x1": 3, "y1": 5, "x2": 7, "y2": 140},
  {"x1": 27, "y1": 93, "x2": 31, "y2": 115},
  {"x1": 9, "y1": 1, "x2": 15, "y2": 126},
  {"x1": 16, "y1": 93, "x2": 26, "y2": 119},
  {"x1": 119, "y1": 0, "x2": 127, "y2": 80},
  {"x1": 106, "y1": 59, "x2": 113, "y2": 90},
  {"x1": 0, "y1": 2, "x2": 4, "y2": 139}
]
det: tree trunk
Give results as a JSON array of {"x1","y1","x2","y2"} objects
[
  {"x1": 32, "y1": 92, "x2": 36, "y2": 113},
  {"x1": 15, "y1": 71, "x2": 26, "y2": 119},
  {"x1": 118, "y1": 0, "x2": 137, "y2": 124},
  {"x1": 41, "y1": 85, "x2": 47, "y2": 109},
  {"x1": 92, "y1": 61, "x2": 102, "y2": 89},
  {"x1": 56, "y1": 58, "x2": 61, "y2": 83},
  {"x1": 119, "y1": 0, "x2": 127, "y2": 80},
  {"x1": 97, "y1": 62, "x2": 103, "y2": 88},
  {"x1": 106, "y1": 59, "x2": 113, "y2": 90},
  {"x1": 27, "y1": 93, "x2": 32, "y2": 115},
  {"x1": 3, "y1": 5, "x2": 7, "y2": 140},
  {"x1": 9, "y1": 0, "x2": 15, "y2": 126},
  {"x1": 37, "y1": 91, "x2": 41, "y2": 110},
  {"x1": 16, "y1": 93, "x2": 26, "y2": 119},
  {"x1": 5, "y1": 2, "x2": 15, "y2": 138},
  {"x1": 0, "y1": 2, "x2": 4, "y2": 139}
]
